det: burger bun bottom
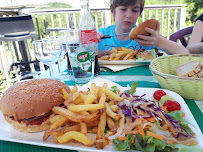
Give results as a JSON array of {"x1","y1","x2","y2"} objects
[{"x1": 4, "y1": 114, "x2": 54, "y2": 133}]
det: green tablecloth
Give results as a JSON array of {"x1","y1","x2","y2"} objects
[
  {"x1": 1, "y1": 66, "x2": 203, "y2": 152},
  {"x1": 100, "y1": 65, "x2": 153, "y2": 75}
]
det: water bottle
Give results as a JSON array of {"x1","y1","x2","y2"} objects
[{"x1": 78, "y1": 0, "x2": 100, "y2": 75}]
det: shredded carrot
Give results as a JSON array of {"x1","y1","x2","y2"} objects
[
  {"x1": 132, "y1": 138, "x2": 135, "y2": 144},
  {"x1": 182, "y1": 113, "x2": 186, "y2": 117},
  {"x1": 117, "y1": 89, "x2": 121, "y2": 95},
  {"x1": 127, "y1": 119, "x2": 131, "y2": 126},
  {"x1": 109, "y1": 132, "x2": 116, "y2": 136},
  {"x1": 146, "y1": 117, "x2": 156, "y2": 122},
  {"x1": 167, "y1": 140, "x2": 176, "y2": 144},
  {"x1": 162, "y1": 124, "x2": 168, "y2": 130},
  {"x1": 118, "y1": 136, "x2": 126, "y2": 141},
  {"x1": 138, "y1": 125, "x2": 145, "y2": 138},
  {"x1": 161, "y1": 106, "x2": 168, "y2": 112},
  {"x1": 146, "y1": 131, "x2": 164, "y2": 140}
]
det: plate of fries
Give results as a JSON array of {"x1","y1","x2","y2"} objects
[
  {"x1": 98, "y1": 47, "x2": 166, "y2": 65},
  {"x1": 0, "y1": 78, "x2": 202, "y2": 152}
]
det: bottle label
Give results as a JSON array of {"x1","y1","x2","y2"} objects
[
  {"x1": 81, "y1": 29, "x2": 97, "y2": 44},
  {"x1": 76, "y1": 51, "x2": 95, "y2": 71}
]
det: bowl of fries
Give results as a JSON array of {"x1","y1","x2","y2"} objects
[{"x1": 149, "y1": 54, "x2": 203, "y2": 100}]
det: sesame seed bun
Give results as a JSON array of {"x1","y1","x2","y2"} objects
[
  {"x1": 0, "y1": 78, "x2": 70, "y2": 132},
  {"x1": 129, "y1": 19, "x2": 158, "y2": 40}
]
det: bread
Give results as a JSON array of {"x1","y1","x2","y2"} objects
[
  {"x1": 176, "y1": 61, "x2": 203, "y2": 78},
  {"x1": 4, "y1": 114, "x2": 54, "y2": 133},
  {"x1": 129, "y1": 19, "x2": 158, "y2": 40},
  {"x1": 0, "y1": 78, "x2": 71, "y2": 132},
  {"x1": 191, "y1": 67, "x2": 203, "y2": 78}
]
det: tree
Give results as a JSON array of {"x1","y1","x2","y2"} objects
[{"x1": 184, "y1": 0, "x2": 203, "y2": 22}]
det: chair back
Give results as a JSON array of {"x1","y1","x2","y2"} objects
[
  {"x1": 0, "y1": 15, "x2": 37, "y2": 41},
  {"x1": 0, "y1": 15, "x2": 43, "y2": 86},
  {"x1": 169, "y1": 26, "x2": 193, "y2": 47}
]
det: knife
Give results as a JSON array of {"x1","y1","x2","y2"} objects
[{"x1": 101, "y1": 32, "x2": 129, "y2": 39}]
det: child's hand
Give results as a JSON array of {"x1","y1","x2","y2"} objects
[
  {"x1": 97, "y1": 32, "x2": 105, "y2": 43},
  {"x1": 134, "y1": 21, "x2": 162, "y2": 47}
]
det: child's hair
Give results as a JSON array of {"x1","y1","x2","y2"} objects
[{"x1": 110, "y1": 0, "x2": 145, "y2": 14}]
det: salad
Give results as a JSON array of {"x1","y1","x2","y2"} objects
[{"x1": 108, "y1": 82, "x2": 202, "y2": 152}]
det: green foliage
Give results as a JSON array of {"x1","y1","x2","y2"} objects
[{"x1": 184, "y1": 0, "x2": 203, "y2": 22}]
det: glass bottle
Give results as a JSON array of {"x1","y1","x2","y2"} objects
[{"x1": 78, "y1": 0, "x2": 100, "y2": 75}]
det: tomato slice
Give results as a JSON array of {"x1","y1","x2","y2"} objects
[
  {"x1": 163, "y1": 100, "x2": 181, "y2": 111},
  {"x1": 153, "y1": 90, "x2": 167, "y2": 101}
]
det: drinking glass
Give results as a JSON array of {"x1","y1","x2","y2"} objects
[
  {"x1": 59, "y1": 29, "x2": 79, "y2": 72},
  {"x1": 62, "y1": 29, "x2": 95, "y2": 84},
  {"x1": 32, "y1": 39, "x2": 60, "y2": 79},
  {"x1": 44, "y1": 36, "x2": 70, "y2": 80}
]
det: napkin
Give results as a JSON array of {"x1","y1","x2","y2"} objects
[{"x1": 100, "y1": 64, "x2": 144, "y2": 72}]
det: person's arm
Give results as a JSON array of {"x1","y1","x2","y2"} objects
[
  {"x1": 134, "y1": 21, "x2": 190, "y2": 54},
  {"x1": 186, "y1": 20, "x2": 203, "y2": 54}
]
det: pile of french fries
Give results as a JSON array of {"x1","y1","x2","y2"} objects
[
  {"x1": 43, "y1": 83, "x2": 123, "y2": 149},
  {"x1": 99, "y1": 47, "x2": 138, "y2": 61}
]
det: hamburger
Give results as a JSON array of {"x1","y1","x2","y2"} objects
[
  {"x1": 129, "y1": 19, "x2": 158, "y2": 40},
  {"x1": 0, "y1": 78, "x2": 70, "y2": 133}
]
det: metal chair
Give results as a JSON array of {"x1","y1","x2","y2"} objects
[
  {"x1": 169, "y1": 26, "x2": 194, "y2": 47},
  {"x1": 0, "y1": 15, "x2": 45, "y2": 86}
]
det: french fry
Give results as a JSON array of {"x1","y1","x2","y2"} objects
[
  {"x1": 71, "y1": 86, "x2": 78, "y2": 94},
  {"x1": 108, "y1": 100, "x2": 115, "y2": 105},
  {"x1": 68, "y1": 104, "x2": 105, "y2": 112},
  {"x1": 98, "y1": 93, "x2": 106, "y2": 105},
  {"x1": 110, "y1": 105, "x2": 119, "y2": 112},
  {"x1": 90, "y1": 83, "x2": 96, "y2": 97},
  {"x1": 102, "y1": 83, "x2": 108, "y2": 88},
  {"x1": 97, "y1": 111, "x2": 106, "y2": 139},
  {"x1": 84, "y1": 95, "x2": 96, "y2": 104},
  {"x1": 80, "y1": 122, "x2": 87, "y2": 135},
  {"x1": 58, "y1": 87, "x2": 70, "y2": 100},
  {"x1": 49, "y1": 115, "x2": 64, "y2": 124},
  {"x1": 49, "y1": 116, "x2": 68, "y2": 131},
  {"x1": 52, "y1": 106, "x2": 104, "y2": 123},
  {"x1": 121, "y1": 47, "x2": 134, "y2": 53},
  {"x1": 57, "y1": 131, "x2": 94, "y2": 146},
  {"x1": 99, "y1": 87, "x2": 123, "y2": 102},
  {"x1": 43, "y1": 131, "x2": 63, "y2": 141},
  {"x1": 95, "y1": 138, "x2": 109, "y2": 149},
  {"x1": 77, "y1": 111, "x2": 90, "y2": 115},
  {"x1": 106, "y1": 116, "x2": 117, "y2": 133},
  {"x1": 123, "y1": 51, "x2": 134, "y2": 60},
  {"x1": 105, "y1": 103, "x2": 121, "y2": 121}
]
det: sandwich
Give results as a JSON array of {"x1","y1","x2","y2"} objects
[
  {"x1": 129, "y1": 19, "x2": 158, "y2": 40},
  {"x1": 0, "y1": 78, "x2": 70, "y2": 133},
  {"x1": 176, "y1": 61, "x2": 203, "y2": 78}
]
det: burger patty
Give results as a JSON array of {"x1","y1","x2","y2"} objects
[{"x1": 5, "y1": 111, "x2": 53, "y2": 126}]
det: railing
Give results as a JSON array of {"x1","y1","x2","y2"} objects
[{"x1": 26, "y1": 4, "x2": 186, "y2": 39}]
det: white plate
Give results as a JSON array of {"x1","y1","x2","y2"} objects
[{"x1": 0, "y1": 78, "x2": 202, "y2": 152}]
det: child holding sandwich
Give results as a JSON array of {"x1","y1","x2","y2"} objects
[{"x1": 97, "y1": 0, "x2": 189, "y2": 54}]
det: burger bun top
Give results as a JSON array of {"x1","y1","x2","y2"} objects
[
  {"x1": 129, "y1": 19, "x2": 158, "y2": 40},
  {"x1": 0, "y1": 78, "x2": 70, "y2": 120}
]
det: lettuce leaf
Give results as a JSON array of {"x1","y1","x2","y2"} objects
[
  {"x1": 112, "y1": 134, "x2": 133, "y2": 151},
  {"x1": 111, "y1": 86, "x2": 118, "y2": 94},
  {"x1": 167, "y1": 111, "x2": 194, "y2": 134},
  {"x1": 149, "y1": 50, "x2": 158, "y2": 59},
  {"x1": 126, "y1": 82, "x2": 138, "y2": 96}
]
